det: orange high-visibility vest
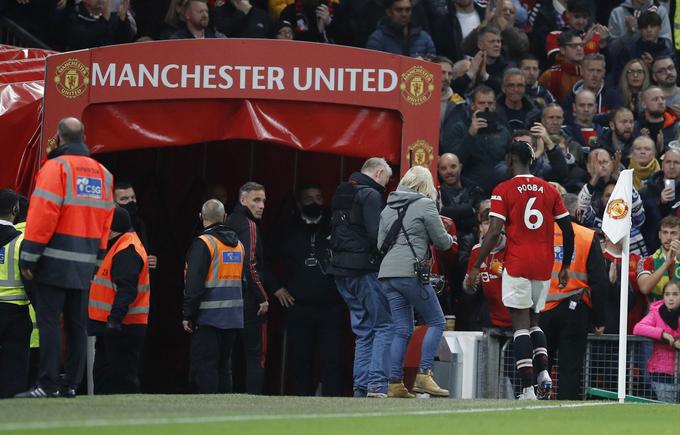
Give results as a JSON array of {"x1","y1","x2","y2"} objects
[
  {"x1": 89, "y1": 231, "x2": 150, "y2": 325},
  {"x1": 195, "y1": 234, "x2": 244, "y2": 330},
  {"x1": 21, "y1": 149, "x2": 114, "y2": 290},
  {"x1": 543, "y1": 223, "x2": 594, "y2": 312}
]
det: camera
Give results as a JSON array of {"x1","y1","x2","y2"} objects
[
  {"x1": 430, "y1": 274, "x2": 445, "y2": 295},
  {"x1": 413, "y1": 259, "x2": 432, "y2": 286}
]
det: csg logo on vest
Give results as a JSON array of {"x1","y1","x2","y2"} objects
[
  {"x1": 222, "y1": 251, "x2": 242, "y2": 264},
  {"x1": 76, "y1": 176, "x2": 103, "y2": 199},
  {"x1": 0, "y1": 247, "x2": 5, "y2": 264},
  {"x1": 554, "y1": 246, "x2": 575, "y2": 262}
]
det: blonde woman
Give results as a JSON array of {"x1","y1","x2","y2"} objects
[
  {"x1": 619, "y1": 59, "x2": 650, "y2": 117},
  {"x1": 377, "y1": 166, "x2": 454, "y2": 398}
]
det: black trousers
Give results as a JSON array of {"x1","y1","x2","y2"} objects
[
  {"x1": 190, "y1": 325, "x2": 237, "y2": 394},
  {"x1": 0, "y1": 303, "x2": 31, "y2": 398},
  {"x1": 33, "y1": 284, "x2": 87, "y2": 392},
  {"x1": 286, "y1": 303, "x2": 344, "y2": 397},
  {"x1": 539, "y1": 300, "x2": 589, "y2": 400},
  {"x1": 93, "y1": 333, "x2": 145, "y2": 394}
]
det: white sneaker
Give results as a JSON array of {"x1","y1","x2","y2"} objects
[
  {"x1": 536, "y1": 370, "x2": 552, "y2": 399},
  {"x1": 518, "y1": 386, "x2": 537, "y2": 401}
]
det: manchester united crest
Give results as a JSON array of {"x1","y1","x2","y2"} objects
[
  {"x1": 400, "y1": 66, "x2": 434, "y2": 106},
  {"x1": 606, "y1": 199, "x2": 629, "y2": 220},
  {"x1": 407, "y1": 140, "x2": 434, "y2": 167},
  {"x1": 54, "y1": 58, "x2": 90, "y2": 99}
]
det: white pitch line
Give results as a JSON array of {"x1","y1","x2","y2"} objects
[{"x1": 0, "y1": 401, "x2": 617, "y2": 431}]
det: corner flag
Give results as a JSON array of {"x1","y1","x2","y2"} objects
[{"x1": 602, "y1": 169, "x2": 633, "y2": 244}]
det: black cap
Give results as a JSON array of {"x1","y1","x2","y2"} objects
[{"x1": 111, "y1": 206, "x2": 131, "y2": 233}]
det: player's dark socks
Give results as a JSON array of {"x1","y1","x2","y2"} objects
[
  {"x1": 530, "y1": 326, "x2": 549, "y2": 374},
  {"x1": 513, "y1": 329, "x2": 534, "y2": 388}
]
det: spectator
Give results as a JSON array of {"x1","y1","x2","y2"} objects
[
  {"x1": 366, "y1": 0, "x2": 435, "y2": 57},
  {"x1": 279, "y1": 0, "x2": 335, "y2": 42},
  {"x1": 17, "y1": 118, "x2": 115, "y2": 399},
  {"x1": 328, "y1": 157, "x2": 393, "y2": 398},
  {"x1": 272, "y1": 184, "x2": 343, "y2": 397},
  {"x1": 563, "y1": 89, "x2": 605, "y2": 149},
  {"x1": 594, "y1": 107, "x2": 636, "y2": 161},
  {"x1": 430, "y1": 0, "x2": 485, "y2": 62},
  {"x1": 540, "y1": 193, "x2": 607, "y2": 400},
  {"x1": 629, "y1": 135, "x2": 661, "y2": 190},
  {"x1": 444, "y1": 85, "x2": 512, "y2": 195},
  {"x1": 435, "y1": 56, "x2": 466, "y2": 144},
  {"x1": 495, "y1": 68, "x2": 542, "y2": 132},
  {"x1": 89, "y1": 206, "x2": 149, "y2": 394},
  {"x1": 377, "y1": 166, "x2": 454, "y2": 398},
  {"x1": 0, "y1": 189, "x2": 30, "y2": 399},
  {"x1": 64, "y1": 0, "x2": 136, "y2": 49},
  {"x1": 519, "y1": 53, "x2": 556, "y2": 109},
  {"x1": 437, "y1": 152, "x2": 484, "y2": 236},
  {"x1": 636, "y1": 86, "x2": 680, "y2": 153},
  {"x1": 641, "y1": 148, "x2": 680, "y2": 236},
  {"x1": 608, "y1": 11, "x2": 674, "y2": 83},
  {"x1": 469, "y1": 25, "x2": 510, "y2": 85},
  {"x1": 618, "y1": 59, "x2": 650, "y2": 118},
  {"x1": 537, "y1": 30, "x2": 584, "y2": 104},
  {"x1": 449, "y1": 45, "x2": 502, "y2": 96},
  {"x1": 608, "y1": 0, "x2": 672, "y2": 44},
  {"x1": 183, "y1": 200, "x2": 245, "y2": 393},
  {"x1": 160, "y1": 0, "x2": 188, "y2": 39},
  {"x1": 461, "y1": 1, "x2": 530, "y2": 64},
  {"x1": 650, "y1": 55, "x2": 680, "y2": 112},
  {"x1": 563, "y1": 53, "x2": 623, "y2": 122},
  {"x1": 511, "y1": 127, "x2": 568, "y2": 184},
  {"x1": 541, "y1": 103, "x2": 585, "y2": 168},
  {"x1": 169, "y1": 0, "x2": 226, "y2": 39},
  {"x1": 273, "y1": 19, "x2": 294, "y2": 39},
  {"x1": 211, "y1": 0, "x2": 272, "y2": 38},
  {"x1": 638, "y1": 213, "x2": 680, "y2": 297},
  {"x1": 633, "y1": 281, "x2": 680, "y2": 403},
  {"x1": 226, "y1": 182, "x2": 272, "y2": 394}
]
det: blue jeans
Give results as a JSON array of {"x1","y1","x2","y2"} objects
[
  {"x1": 380, "y1": 277, "x2": 445, "y2": 380},
  {"x1": 335, "y1": 274, "x2": 393, "y2": 394}
]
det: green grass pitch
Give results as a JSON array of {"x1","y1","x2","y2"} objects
[{"x1": 0, "y1": 395, "x2": 677, "y2": 435}]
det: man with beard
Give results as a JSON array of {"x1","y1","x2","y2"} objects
[
  {"x1": 273, "y1": 184, "x2": 343, "y2": 396},
  {"x1": 636, "y1": 86, "x2": 680, "y2": 152},
  {"x1": 436, "y1": 56, "x2": 466, "y2": 149},
  {"x1": 366, "y1": 0, "x2": 435, "y2": 57},
  {"x1": 170, "y1": 0, "x2": 226, "y2": 39},
  {"x1": 226, "y1": 182, "x2": 272, "y2": 394},
  {"x1": 594, "y1": 107, "x2": 635, "y2": 164},
  {"x1": 640, "y1": 149, "x2": 680, "y2": 251},
  {"x1": 651, "y1": 55, "x2": 680, "y2": 111},
  {"x1": 113, "y1": 183, "x2": 156, "y2": 269}
]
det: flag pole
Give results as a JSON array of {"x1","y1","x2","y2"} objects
[{"x1": 617, "y1": 233, "x2": 630, "y2": 403}]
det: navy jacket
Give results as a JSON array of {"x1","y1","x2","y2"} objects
[{"x1": 366, "y1": 17, "x2": 435, "y2": 57}]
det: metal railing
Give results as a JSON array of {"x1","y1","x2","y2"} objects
[
  {"x1": 480, "y1": 330, "x2": 680, "y2": 403},
  {"x1": 0, "y1": 17, "x2": 51, "y2": 50}
]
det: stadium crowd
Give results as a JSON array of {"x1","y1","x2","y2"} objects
[{"x1": 1, "y1": 0, "x2": 680, "y2": 403}]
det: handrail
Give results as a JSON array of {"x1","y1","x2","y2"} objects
[{"x1": 0, "y1": 17, "x2": 52, "y2": 50}]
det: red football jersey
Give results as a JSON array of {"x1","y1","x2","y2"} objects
[
  {"x1": 467, "y1": 243, "x2": 511, "y2": 328},
  {"x1": 489, "y1": 175, "x2": 569, "y2": 280}
]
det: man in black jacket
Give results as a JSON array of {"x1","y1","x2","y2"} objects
[
  {"x1": 273, "y1": 184, "x2": 344, "y2": 396},
  {"x1": 226, "y1": 182, "x2": 271, "y2": 394},
  {"x1": 328, "y1": 157, "x2": 392, "y2": 398},
  {"x1": 64, "y1": 0, "x2": 136, "y2": 50},
  {"x1": 169, "y1": 0, "x2": 226, "y2": 39},
  {"x1": 211, "y1": 0, "x2": 272, "y2": 38},
  {"x1": 88, "y1": 207, "x2": 148, "y2": 395},
  {"x1": 183, "y1": 199, "x2": 245, "y2": 393}
]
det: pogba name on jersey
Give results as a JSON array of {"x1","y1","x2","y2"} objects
[{"x1": 516, "y1": 183, "x2": 545, "y2": 194}]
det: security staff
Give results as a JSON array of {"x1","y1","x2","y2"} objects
[
  {"x1": 0, "y1": 189, "x2": 31, "y2": 398},
  {"x1": 183, "y1": 199, "x2": 245, "y2": 394},
  {"x1": 539, "y1": 193, "x2": 607, "y2": 400},
  {"x1": 89, "y1": 206, "x2": 150, "y2": 394},
  {"x1": 17, "y1": 118, "x2": 115, "y2": 398}
]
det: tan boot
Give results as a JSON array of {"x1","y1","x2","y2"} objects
[
  {"x1": 412, "y1": 370, "x2": 449, "y2": 397},
  {"x1": 388, "y1": 382, "x2": 415, "y2": 398}
]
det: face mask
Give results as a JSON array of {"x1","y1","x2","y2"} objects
[
  {"x1": 301, "y1": 203, "x2": 322, "y2": 219},
  {"x1": 121, "y1": 201, "x2": 138, "y2": 222}
]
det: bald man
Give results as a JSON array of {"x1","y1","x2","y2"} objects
[
  {"x1": 637, "y1": 86, "x2": 680, "y2": 150},
  {"x1": 183, "y1": 199, "x2": 246, "y2": 394}
]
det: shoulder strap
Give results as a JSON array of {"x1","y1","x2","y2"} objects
[{"x1": 377, "y1": 197, "x2": 422, "y2": 259}]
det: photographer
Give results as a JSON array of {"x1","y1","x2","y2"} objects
[{"x1": 377, "y1": 166, "x2": 454, "y2": 398}]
